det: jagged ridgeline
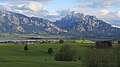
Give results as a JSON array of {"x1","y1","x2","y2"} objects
[
  {"x1": 55, "y1": 11, "x2": 120, "y2": 39},
  {"x1": 0, "y1": 10, "x2": 120, "y2": 39},
  {"x1": 0, "y1": 10, "x2": 67, "y2": 34}
]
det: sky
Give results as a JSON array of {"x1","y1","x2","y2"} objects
[{"x1": 0, "y1": 0, "x2": 120, "y2": 25}]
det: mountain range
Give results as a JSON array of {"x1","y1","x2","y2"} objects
[
  {"x1": 55, "y1": 11, "x2": 120, "y2": 39},
  {"x1": 0, "y1": 10, "x2": 120, "y2": 39},
  {"x1": 0, "y1": 10, "x2": 67, "y2": 34}
]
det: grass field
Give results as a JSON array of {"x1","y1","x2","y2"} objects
[
  {"x1": 0, "y1": 42, "x2": 95, "y2": 67},
  {"x1": 0, "y1": 42, "x2": 119, "y2": 67}
]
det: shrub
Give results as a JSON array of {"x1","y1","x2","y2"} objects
[
  {"x1": 42, "y1": 41, "x2": 47, "y2": 43},
  {"x1": 24, "y1": 45, "x2": 29, "y2": 51},
  {"x1": 95, "y1": 41, "x2": 112, "y2": 48},
  {"x1": 59, "y1": 39, "x2": 64, "y2": 44},
  {"x1": 48, "y1": 48, "x2": 53, "y2": 54},
  {"x1": 55, "y1": 44, "x2": 78, "y2": 61},
  {"x1": 118, "y1": 41, "x2": 120, "y2": 44},
  {"x1": 82, "y1": 49, "x2": 120, "y2": 67}
]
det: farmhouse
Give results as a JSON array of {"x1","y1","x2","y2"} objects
[{"x1": 16, "y1": 41, "x2": 35, "y2": 45}]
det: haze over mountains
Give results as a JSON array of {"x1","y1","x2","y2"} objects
[{"x1": 0, "y1": 9, "x2": 120, "y2": 39}]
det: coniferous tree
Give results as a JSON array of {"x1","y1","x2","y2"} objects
[
  {"x1": 48, "y1": 48, "x2": 53, "y2": 54},
  {"x1": 24, "y1": 45, "x2": 29, "y2": 51},
  {"x1": 59, "y1": 39, "x2": 64, "y2": 44}
]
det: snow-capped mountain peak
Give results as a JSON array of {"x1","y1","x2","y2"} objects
[
  {"x1": 112, "y1": 25, "x2": 120, "y2": 28},
  {"x1": 65, "y1": 11, "x2": 85, "y2": 19}
]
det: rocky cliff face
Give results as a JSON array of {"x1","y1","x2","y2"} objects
[
  {"x1": 55, "y1": 11, "x2": 112, "y2": 32},
  {"x1": 54, "y1": 11, "x2": 120, "y2": 39},
  {"x1": 0, "y1": 10, "x2": 67, "y2": 34},
  {"x1": 0, "y1": 10, "x2": 120, "y2": 39}
]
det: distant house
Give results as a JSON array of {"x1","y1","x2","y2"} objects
[
  {"x1": 16, "y1": 41, "x2": 26, "y2": 44},
  {"x1": 16, "y1": 41, "x2": 34, "y2": 45}
]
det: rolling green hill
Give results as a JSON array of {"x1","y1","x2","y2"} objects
[
  {"x1": 0, "y1": 42, "x2": 119, "y2": 67},
  {"x1": 0, "y1": 42, "x2": 92, "y2": 67}
]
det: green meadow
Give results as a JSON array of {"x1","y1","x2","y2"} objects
[
  {"x1": 0, "y1": 41, "x2": 119, "y2": 67},
  {"x1": 0, "y1": 42, "x2": 94, "y2": 67}
]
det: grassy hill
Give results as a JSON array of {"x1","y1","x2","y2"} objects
[
  {"x1": 0, "y1": 42, "x2": 94, "y2": 67},
  {"x1": 71, "y1": 40, "x2": 95, "y2": 43},
  {"x1": 0, "y1": 42, "x2": 119, "y2": 67}
]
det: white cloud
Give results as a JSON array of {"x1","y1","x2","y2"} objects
[
  {"x1": 0, "y1": 0, "x2": 52, "y2": 3},
  {"x1": 48, "y1": 11, "x2": 59, "y2": 15},
  {"x1": 4, "y1": 6, "x2": 12, "y2": 11},
  {"x1": 116, "y1": 11, "x2": 120, "y2": 17},
  {"x1": 69, "y1": 7, "x2": 106, "y2": 15},
  {"x1": 43, "y1": 10, "x2": 70, "y2": 21},
  {"x1": 74, "y1": 0, "x2": 120, "y2": 25},
  {"x1": 100, "y1": 9, "x2": 110, "y2": 14},
  {"x1": 0, "y1": 0, "x2": 119, "y2": 25},
  {"x1": 0, "y1": 4, "x2": 12, "y2": 11},
  {"x1": 76, "y1": 0, "x2": 120, "y2": 7},
  {"x1": 25, "y1": 1, "x2": 44, "y2": 12},
  {"x1": 0, "y1": 0, "x2": 46, "y2": 12},
  {"x1": 65, "y1": 6, "x2": 120, "y2": 25},
  {"x1": 0, "y1": 1, "x2": 46, "y2": 17},
  {"x1": 93, "y1": 0, "x2": 120, "y2": 7}
]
